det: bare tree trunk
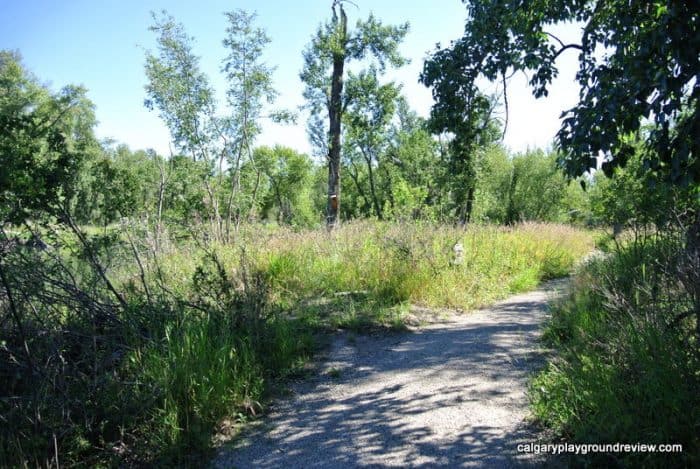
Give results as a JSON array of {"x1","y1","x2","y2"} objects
[
  {"x1": 361, "y1": 147, "x2": 383, "y2": 220},
  {"x1": 326, "y1": 4, "x2": 347, "y2": 229}
]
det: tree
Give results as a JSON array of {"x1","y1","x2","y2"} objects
[
  {"x1": 424, "y1": 0, "x2": 700, "y2": 340},
  {"x1": 421, "y1": 0, "x2": 699, "y2": 202},
  {"x1": 0, "y1": 50, "x2": 126, "y2": 308},
  {"x1": 300, "y1": 1, "x2": 408, "y2": 228},
  {"x1": 420, "y1": 32, "x2": 502, "y2": 224},
  {"x1": 382, "y1": 99, "x2": 444, "y2": 220},
  {"x1": 222, "y1": 10, "x2": 292, "y2": 236},
  {"x1": 145, "y1": 10, "x2": 290, "y2": 239},
  {"x1": 1, "y1": 50, "x2": 98, "y2": 224},
  {"x1": 144, "y1": 12, "x2": 216, "y2": 163},
  {"x1": 254, "y1": 146, "x2": 317, "y2": 226},
  {"x1": 144, "y1": 11, "x2": 222, "y2": 235},
  {"x1": 343, "y1": 68, "x2": 401, "y2": 219}
]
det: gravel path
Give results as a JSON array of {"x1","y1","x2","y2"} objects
[{"x1": 214, "y1": 282, "x2": 566, "y2": 468}]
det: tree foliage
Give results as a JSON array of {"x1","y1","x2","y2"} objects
[
  {"x1": 343, "y1": 68, "x2": 401, "y2": 219},
  {"x1": 422, "y1": 0, "x2": 700, "y2": 186},
  {"x1": 0, "y1": 50, "x2": 98, "y2": 224},
  {"x1": 300, "y1": 1, "x2": 408, "y2": 226},
  {"x1": 254, "y1": 145, "x2": 317, "y2": 226},
  {"x1": 144, "y1": 12, "x2": 215, "y2": 162},
  {"x1": 420, "y1": 44, "x2": 501, "y2": 224}
]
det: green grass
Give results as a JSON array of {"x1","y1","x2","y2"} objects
[
  {"x1": 232, "y1": 221, "x2": 591, "y2": 323},
  {"x1": 1, "y1": 220, "x2": 592, "y2": 466},
  {"x1": 147, "y1": 221, "x2": 592, "y2": 330},
  {"x1": 531, "y1": 234, "x2": 700, "y2": 468}
]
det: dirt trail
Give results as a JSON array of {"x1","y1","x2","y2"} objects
[{"x1": 214, "y1": 282, "x2": 566, "y2": 468}]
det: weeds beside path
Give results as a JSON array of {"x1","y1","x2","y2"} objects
[{"x1": 214, "y1": 280, "x2": 568, "y2": 468}]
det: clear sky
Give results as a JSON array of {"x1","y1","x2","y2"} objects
[{"x1": 1, "y1": 0, "x2": 582, "y2": 157}]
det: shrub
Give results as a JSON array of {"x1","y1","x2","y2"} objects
[{"x1": 532, "y1": 233, "x2": 700, "y2": 467}]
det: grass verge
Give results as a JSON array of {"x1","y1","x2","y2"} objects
[{"x1": 530, "y1": 233, "x2": 699, "y2": 467}]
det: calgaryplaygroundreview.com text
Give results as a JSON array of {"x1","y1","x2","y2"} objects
[{"x1": 517, "y1": 442, "x2": 683, "y2": 456}]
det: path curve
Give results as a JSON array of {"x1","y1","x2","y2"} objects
[{"x1": 214, "y1": 282, "x2": 565, "y2": 468}]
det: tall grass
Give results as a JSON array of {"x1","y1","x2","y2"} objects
[
  {"x1": 245, "y1": 221, "x2": 592, "y2": 314},
  {"x1": 1, "y1": 220, "x2": 591, "y2": 466},
  {"x1": 150, "y1": 221, "x2": 592, "y2": 329},
  {"x1": 531, "y1": 233, "x2": 699, "y2": 467}
]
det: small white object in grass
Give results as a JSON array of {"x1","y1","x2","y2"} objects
[{"x1": 453, "y1": 242, "x2": 464, "y2": 266}]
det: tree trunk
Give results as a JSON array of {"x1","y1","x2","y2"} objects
[
  {"x1": 460, "y1": 185, "x2": 475, "y2": 225},
  {"x1": 326, "y1": 4, "x2": 347, "y2": 229},
  {"x1": 505, "y1": 169, "x2": 518, "y2": 225},
  {"x1": 347, "y1": 159, "x2": 371, "y2": 213},
  {"x1": 247, "y1": 168, "x2": 262, "y2": 222},
  {"x1": 363, "y1": 150, "x2": 383, "y2": 220},
  {"x1": 225, "y1": 145, "x2": 243, "y2": 242}
]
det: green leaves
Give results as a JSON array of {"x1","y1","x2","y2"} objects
[
  {"x1": 348, "y1": 14, "x2": 409, "y2": 70},
  {"x1": 423, "y1": 0, "x2": 700, "y2": 186},
  {"x1": 300, "y1": 5, "x2": 409, "y2": 145},
  {"x1": 144, "y1": 11, "x2": 215, "y2": 160},
  {"x1": 222, "y1": 9, "x2": 280, "y2": 147},
  {"x1": 0, "y1": 51, "x2": 98, "y2": 224},
  {"x1": 300, "y1": 3, "x2": 409, "y2": 226}
]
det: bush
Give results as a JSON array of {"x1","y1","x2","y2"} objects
[
  {"x1": 531, "y1": 233, "x2": 700, "y2": 467},
  {"x1": 0, "y1": 231, "x2": 313, "y2": 467}
]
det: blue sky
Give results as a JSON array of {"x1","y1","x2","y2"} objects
[{"x1": 1, "y1": 0, "x2": 582, "y2": 156}]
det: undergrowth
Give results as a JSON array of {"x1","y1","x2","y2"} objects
[
  {"x1": 244, "y1": 220, "x2": 592, "y2": 320},
  {"x1": 531, "y1": 232, "x2": 700, "y2": 468},
  {"x1": 1, "y1": 220, "x2": 591, "y2": 466}
]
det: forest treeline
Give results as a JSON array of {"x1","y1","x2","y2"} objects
[
  {"x1": 1, "y1": 1, "x2": 699, "y2": 467},
  {"x1": 66, "y1": 139, "x2": 599, "y2": 230}
]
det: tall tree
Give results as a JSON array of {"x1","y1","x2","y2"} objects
[
  {"x1": 221, "y1": 9, "x2": 280, "y2": 236},
  {"x1": 144, "y1": 11, "x2": 216, "y2": 163},
  {"x1": 144, "y1": 11, "x2": 221, "y2": 235},
  {"x1": 300, "y1": 1, "x2": 408, "y2": 228},
  {"x1": 383, "y1": 100, "x2": 444, "y2": 220},
  {"x1": 0, "y1": 50, "x2": 126, "y2": 308},
  {"x1": 422, "y1": 0, "x2": 699, "y2": 204},
  {"x1": 420, "y1": 52, "x2": 500, "y2": 224},
  {"x1": 344, "y1": 68, "x2": 401, "y2": 219},
  {"x1": 424, "y1": 0, "x2": 700, "y2": 336},
  {"x1": 0, "y1": 50, "x2": 98, "y2": 224}
]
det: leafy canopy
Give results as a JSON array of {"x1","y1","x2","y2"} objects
[
  {"x1": 144, "y1": 11, "x2": 215, "y2": 160},
  {"x1": 0, "y1": 50, "x2": 98, "y2": 224},
  {"x1": 423, "y1": 0, "x2": 700, "y2": 185}
]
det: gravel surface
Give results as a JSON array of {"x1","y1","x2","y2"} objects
[{"x1": 214, "y1": 282, "x2": 566, "y2": 468}]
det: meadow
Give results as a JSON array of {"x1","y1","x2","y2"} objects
[{"x1": 0, "y1": 221, "x2": 593, "y2": 466}]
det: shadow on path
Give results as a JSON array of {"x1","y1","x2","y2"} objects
[{"x1": 214, "y1": 282, "x2": 565, "y2": 468}]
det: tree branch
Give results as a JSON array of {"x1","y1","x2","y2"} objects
[
  {"x1": 501, "y1": 71, "x2": 509, "y2": 140},
  {"x1": 552, "y1": 43, "x2": 583, "y2": 62},
  {"x1": 545, "y1": 31, "x2": 566, "y2": 49}
]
